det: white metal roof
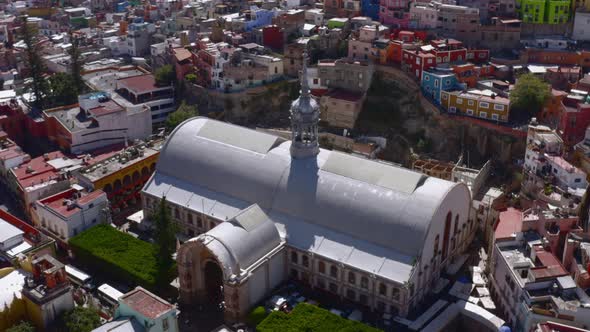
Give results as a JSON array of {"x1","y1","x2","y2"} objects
[
  {"x1": 0, "y1": 269, "x2": 28, "y2": 311},
  {"x1": 0, "y1": 217, "x2": 24, "y2": 244},
  {"x1": 146, "y1": 118, "x2": 469, "y2": 282},
  {"x1": 98, "y1": 283, "x2": 124, "y2": 301},
  {"x1": 204, "y1": 205, "x2": 282, "y2": 273}
]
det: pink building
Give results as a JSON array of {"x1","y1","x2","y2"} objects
[{"x1": 379, "y1": 0, "x2": 411, "y2": 27}]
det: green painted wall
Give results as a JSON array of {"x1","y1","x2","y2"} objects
[
  {"x1": 517, "y1": 0, "x2": 572, "y2": 23},
  {"x1": 546, "y1": 0, "x2": 570, "y2": 24},
  {"x1": 518, "y1": 0, "x2": 547, "y2": 23}
]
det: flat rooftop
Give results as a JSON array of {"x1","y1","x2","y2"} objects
[
  {"x1": 82, "y1": 67, "x2": 147, "y2": 109},
  {"x1": 0, "y1": 216, "x2": 24, "y2": 244},
  {"x1": 119, "y1": 287, "x2": 174, "y2": 319},
  {"x1": 11, "y1": 151, "x2": 79, "y2": 190},
  {"x1": 0, "y1": 139, "x2": 29, "y2": 162},
  {"x1": 38, "y1": 188, "x2": 105, "y2": 219},
  {"x1": 117, "y1": 74, "x2": 169, "y2": 95},
  {"x1": 44, "y1": 100, "x2": 124, "y2": 133},
  {"x1": 79, "y1": 140, "x2": 164, "y2": 183},
  {"x1": 495, "y1": 207, "x2": 523, "y2": 240}
]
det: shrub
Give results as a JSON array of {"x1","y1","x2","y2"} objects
[
  {"x1": 257, "y1": 303, "x2": 380, "y2": 332},
  {"x1": 247, "y1": 306, "x2": 268, "y2": 326},
  {"x1": 69, "y1": 225, "x2": 175, "y2": 290},
  {"x1": 7, "y1": 321, "x2": 35, "y2": 332},
  {"x1": 155, "y1": 65, "x2": 175, "y2": 87},
  {"x1": 63, "y1": 307, "x2": 101, "y2": 332},
  {"x1": 185, "y1": 73, "x2": 197, "y2": 83}
]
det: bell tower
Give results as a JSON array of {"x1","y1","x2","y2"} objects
[{"x1": 290, "y1": 52, "x2": 320, "y2": 159}]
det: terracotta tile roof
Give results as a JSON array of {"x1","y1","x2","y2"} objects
[
  {"x1": 495, "y1": 207, "x2": 523, "y2": 240},
  {"x1": 88, "y1": 100, "x2": 124, "y2": 117},
  {"x1": 531, "y1": 246, "x2": 568, "y2": 280},
  {"x1": 120, "y1": 288, "x2": 174, "y2": 319},
  {"x1": 117, "y1": 74, "x2": 162, "y2": 95},
  {"x1": 173, "y1": 48, "x2": 192, "y2": 63}
]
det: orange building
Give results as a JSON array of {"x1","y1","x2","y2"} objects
[
  {"x1": 539, "y1": 89, "x2": 567, "y2": 127},
  {"x1": 525, "y1": 49, "x2": 590, "y2": 69},
  {"x1": 452, "y1": 64, "x2": 478, "y2": 88},
  {"x1": 75, "y1": 140, "x2": 164, "y2": 216}
]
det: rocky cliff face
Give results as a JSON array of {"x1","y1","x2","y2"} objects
[
  {"x1": 184, "y1": 79, "x2": 298, "y2": 127},
  {"x1": 185, "y1": 68, "x2": 526, "y2": 170},
  {"x1": 356, "y1": 67, "x2": 526, "y2": 169}
]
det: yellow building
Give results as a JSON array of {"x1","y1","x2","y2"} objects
[
  {"x1": 76, "y1": 140, "x2": 164, "y2": 215},
  {"x1": 441, "y1": 89, "x2": 510, "y2": 122},
  {"x1": 0, "y1": 269, "x2": 29, "y2": 331}
]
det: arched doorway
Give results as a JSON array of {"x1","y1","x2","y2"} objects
[{"x1": 204, "y1": 261, "x2": 224, "y2": 306}]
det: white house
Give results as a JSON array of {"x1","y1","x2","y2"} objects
[{"x1": 33, "y1": 186, "x2": 108, "y2": 242}]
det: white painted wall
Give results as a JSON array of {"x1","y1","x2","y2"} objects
[
  {"x1": 572, "y1": 12, "x2": 590, "y2": 41},
  {"x1": 35, "y1": 191, "x2": 108, "y2": 240}
]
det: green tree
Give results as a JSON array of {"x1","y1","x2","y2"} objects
[
  {"x1": 22, "y1": 19, "x2": 49, "y2": 109},
  {"x1": 165, "y1": 101, "x2": 199, "y2": 132},
  {"x1": 68, "y1": 32, "x2": 84, "y2": 95},
  {"x1": 153, "y1": 197, "x2": 177, "y2": 286},
  {"x1": 7, "y1": 321, "x2": 35, "y2": 332},
  {"x1": 184, "y1": 73, "x2": 197, "y2": 83},
  {"x1": 154, "y1": 64, "x2": 175, "y2": 87},
  {"x1": 48, "y1": 73, "x2": 78, "y2": 107},
  {"x1": 510, "y1": 73, "x2": 551, "y2": 117},
  {"x1": 63, "y1": 307, "x2": 101, "y2": 332}
]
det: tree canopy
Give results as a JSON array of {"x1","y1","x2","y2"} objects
[
  {"x1": 6, "y1": 321, "x2": 35, "y2": 332},
  {"x1": 22, "y1": 21, "x2": 49, "y2": 109},
  {"x1": 153, "y1": 196, "x2": 177, "y2": 287},
  {"x1": 63, "y1": 307, "x2": 101, "y2": 332},
  {"x1": 165, "y1": 101, "x2": 199, "y2": 132},
  {"x1": 48, "y1": 73, "x2": 79, "y2": 106},
  {"x1": 185, "y1": 73, "x2": 197, "y2": 83},
  {"x1": 509, "y1": 73, "x2": 551, "y2": 117},
  {"x1": 68, "y1": 32, "x2": 84, "y2": 95},
  {"x1": 154, "y1": 65, "x2": 176, "y2": 87}
]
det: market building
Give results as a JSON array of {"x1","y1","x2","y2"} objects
[{"x1": 144, "y1": 60, "x2": 474, "y2": 323}]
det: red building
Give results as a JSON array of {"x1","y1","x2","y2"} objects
[
  {"x1": 560, "y1": 102, "x2": 590, "y2": 148},
  {"x1": 401, "y1": 38, "x2": 491, "y2": 82},
  {"x1": 262, "y1": 25, "x2": 284, "y2": 50},
  {"x1": 429, "y1": 39, "x2": 490, "y2": 64},
  {"x1": 0, "y1": 100, "x2": 27, "y2": 145},
  {"x1": 0, "y1": 99, "x2": 48, "y2": 148},
  {"x1": 402, "y1": 49, "x2": 436, "y2": 79},
  {"x1": 172, "y1": 48, "x2": 195, "y2": 83}
]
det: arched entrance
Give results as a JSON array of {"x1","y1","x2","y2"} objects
[{"x1": 204, "y1": 261, "x2": 224, "y2": 306}]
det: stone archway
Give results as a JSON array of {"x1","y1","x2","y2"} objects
[
  {"x1": 203, "y1": 260, "x2": 224, "y2": 306},
  {"x1": 177, "y1": 236, "x2": 251, "y2": 323}
]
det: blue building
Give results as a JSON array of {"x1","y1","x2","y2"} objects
[
  {"x1": 244, "y1": 7, "x2": 276, "y2": 31},
  {"x1": 116, "y1": 1, "x2": 129, "y2": 13},
  {"x1": 421, "y1": 69, "x2": 463, "y2": 105},
  {"x1": 93, "y1": 287, "x2": 179, "y2": 332},
  {"x1": 361, "y1": 0, "x2": 380, "y2": 21}
]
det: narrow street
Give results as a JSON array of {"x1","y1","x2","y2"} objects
[{"x1": 0, "y1": 182, "x2": 23, "y2": 220}]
